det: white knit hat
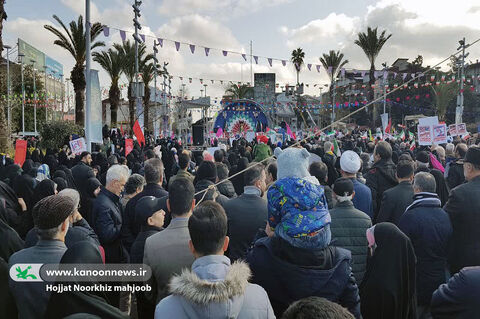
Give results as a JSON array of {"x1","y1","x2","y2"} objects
[{"x1": 340, "y1": 150, "x2": 361, "y2": 174}]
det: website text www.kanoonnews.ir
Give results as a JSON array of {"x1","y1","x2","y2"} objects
[{"x1": 9, "y1": 263, "x2": 153, "y2": 293}]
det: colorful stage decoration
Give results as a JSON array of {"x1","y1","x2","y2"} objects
[{"x1": 214, "y1": 99, "x2": 269, "y2": 135}]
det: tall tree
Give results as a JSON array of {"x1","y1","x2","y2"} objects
[
  {"x1": 432, "y1": 81, "x2": 457, "y2": 122},
  {"x1": 93, "y1": 48, "x2": 123, "y2": 126},
  {"x1": 114, "y1": 40, "x2": 153, "y2": 128},
  {"x1": 44, "y1": 15, "x2": 104, "y2": 125},
  {"x1": 224, "y1": 84, "x2": 253, "y2": 99},
  {"x1": 291, "y1": 48, "x2": 305, "y2": 85},
  {"x1": 319, "y1": 50, "x2": 349, "y2": 101},
  {"x1": 141, "y1": 62, "x2": 155, "y2": 132},
  {"x1": 354, "y1": 27, "x2": 392, "y2": 122},
  {"x1": 0, "y1": 0, "x2": 8, "y2": 151}
]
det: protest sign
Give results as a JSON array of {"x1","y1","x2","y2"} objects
[
  {"x1": 456, "y1": 123, "x2": 467, "y2": 135},
  {"x1": 448, "y1": 124, "x2": 457, "y2": 136},
  {"x1": 69, "y1": 138, "x2": 87, "y2": 155},
  {"x1": 125, "y1": 139, "x2": 133, "y2": 156},
  {"x1": 432, "y1": 124, "x2": 447, "y2": 144},
  {"x1": 418, "y1": 125, "x2": 432, "y2": 145}
]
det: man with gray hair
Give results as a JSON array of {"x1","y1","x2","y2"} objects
[
  {"x1": 123, "y1": 158, "x2": 168, "y2": 252},
  {"x1": 24, "y1": 188, "x2": 99, "y2": 248},
  {"x1": 9, "y1": 195, "x2": 76, "y2": 319},
  {"x1": 93, "y1": 165, "x2": 130, "y2": 265},
  {"x1": 398, "y1": 172, "x2": 452, "y2": 318}
]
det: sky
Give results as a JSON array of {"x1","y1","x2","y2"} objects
[{"x1": 4, "y1": 0, "x2": 480, "y2": 102}]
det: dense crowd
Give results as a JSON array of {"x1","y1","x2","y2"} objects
[{"x1": 0, "y1": 129, "x2": 480, "y2": 319}]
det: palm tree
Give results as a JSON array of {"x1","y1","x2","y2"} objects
[
  {"x1": 141, "y1": 63, "x2": 155, "y2": 132},
  {"x1": 431, "y1": 81, "x2": 457, "y2": 122},
  {"x1": 224, "y1": 84, "x2": 253, "y2": 99},
  {"x1": 114, "y1": 40, "x2": 153, "y2": 127},
  {"x1": 291, "y1": 48, "x2": 305, "y2": 85},
  {"x1": 93, "y1": 49, "x2": 123, "y2": 126},
  {"x1": 0, "y1": 0, "x2": 8, "y2": 151},
  {"x1": 354, "y1": 26, "x2": 392, "y2": 100},
  {"x1": 319, "y1": 50, "x2": 349, "y2": 100},
  {"x1": 44, "y1": 15, "x2": 104, "y2": 125}
]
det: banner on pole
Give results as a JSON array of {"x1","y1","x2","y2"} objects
[
  {"x1": 89, "y1": 69, "x2": 103, "y2": 143},
  {"x1": 69, "y1": 138, "x2": 87, "y2": 155},
  {"x1": 14, "y1": 140, "x2": 27, "y2": 167},
  {"x1": 418, "y1": 125, "x2": 432, "y2": 145},
  {"x1": 432, "y1": 124, "x2": 447, "y2": 144}
]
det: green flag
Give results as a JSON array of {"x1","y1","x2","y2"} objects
[{"x1": 333, "y1": 139, "x2": 341, "y2": 157}]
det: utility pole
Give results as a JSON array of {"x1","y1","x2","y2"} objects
[
  {"x1": 31, "y1": 59, "x2": 37, "y2": 133},
  {"x1": 5, "y1": 44, "x2": 11, "y2": 131},
  {"x1": 60, "y1": 74, "x2": 64, "y2": 121},
  {"x1": 382, "y1": 62, "x2": 388, "y2": 114},
  {"x1": 132, "y1": 0, "x2": 143, "y2": 130},
  {"x1": 153, "y1": 40, "x2": 159, "y2": 136},
  {"x1": 19, "y1": 53, "x2": 25, "y2": 134},
  {"x1": 85, "y1": 0, "x2": 92, "y2": 151},
  {"x1": 52, "y1": 71, "x2": 56, "y2": 121},
  {"x1": 331, "y1": 79, "x2": 336, "y2": 128},
  {"x1": 43, "y1": 65, "x2": 48, "y2": 122},
  {"x1": 204, "y1": 84, "x2": 207, "y2": 97},
  {"x1": 250, "y1": 40, "x2": 253, "y2": 85},
  {"x1": 456, "y1": 38, "x2": 469, "y2": 124}
]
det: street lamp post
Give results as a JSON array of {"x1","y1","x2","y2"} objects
[
  {"x1": 52, "y1": 71, "x2": 57, "y2": 121},
  {"x1": 4, "y1": 44, "x2": 11, "y2": 131},
  {"x1": 19, "y1": 53, "x2": 25, "y2": 134},
  {"x1": 60, "y1": 74, "x2": 64, "y2": 121},
  {"x1": 43, "y1": 66, "x2": 48, "y2": 122},
  {"x1": 31, "y1": 59, "x2": 37, "y2": 133}
]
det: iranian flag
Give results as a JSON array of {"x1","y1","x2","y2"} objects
[
  {"x1": 333, "y1": 139, "x2": 341, "y2": 157},
  {"x1": 399, "y1": 130, "x2": 405, "y2": 140},
  {"x1": 410, "y1": 139, "x2": 416, "y2": 151},
  {"x1": 409, "y1": 132, "x2": 415, "y2": 141}
]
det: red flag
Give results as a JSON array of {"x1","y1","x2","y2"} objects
[
  {"x1": 385, "y1": 118, "x2": 392, "y2": 133},
  {"x1": 133, "y1": 120, "x2": 145, "y2": 146},
  {"x1": 125, "y1": 139, "x2": 133, "y2": 156},
  {"x1": 120, "y1": 123, "x2": 124, "y2": 136},
  {"x1": 14, "y1": 140, "x2": 27, "y2": 167}
]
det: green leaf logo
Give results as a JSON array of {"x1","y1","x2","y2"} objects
[{"x1": 15, "y1": 266, "x2": 38, "y2": 280}]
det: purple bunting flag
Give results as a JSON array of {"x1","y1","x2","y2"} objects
[
  {"x1": 120, "y1": 30, "x2": 126, "y2": 41},
  {"x1": 328, "y1": 66, "x2": 332, "y2": 75},
  {"x1": 205, "y1": 47, "x2": 210, "y2": 56},
  {"x1": 268, "y1": 58, "x2": 272, "y2": 67},
  {"x1": 316, "y1": 65, "x2": 321, "y2": 73},
  {"x1": 402, "y1": 73, "x2": 407, "y2": 80},
  {"x1": 341, "y1": 68, "x2": 345, "y2": 78},
  {"x1": 157, "y1": 38, "x2": 163, "y2": 47},
  {"x1": 242, "y1": 54, "x2": 247, "y2": 61},
  {"x1": 282, "y1": 60, "x2": 286, "y2": 66},
  {"x1": 222, "y1": 50, "x2": 228, "y2": 56},
  {"x1": 175, "y1": 41, "x2": 180, "y2": 51},
  {"x1": 254, "y1": 56, "x2": 258, "y2": 64},
  {"x1": 307, "y1": 64, "x2": 312, "y2": 71},
  {"x1": 211, "y1": 80, "x2": 214, "y2": 84},
  {"x1": 140, "y1": 34, "x2": 145, "y2": 42},
  {"x1": 103, "y1": 26, "x2": 109, "y2": 37},
  {"x1": 361, "y1": 71, "x2": 366, "y2": 78},
  {"x1": 189, "y1": 44, "x2": 195, "y2": 54}
]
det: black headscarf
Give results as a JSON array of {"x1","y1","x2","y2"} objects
[
  {"x1": 44, "y1": 242, "x2": 128, "y2": 319},
  {"x1": 44, "y1": 155, "x2": 59, "y2": 175},
  {"x1": 31, "y1": 149, "x2": 42, "y2": 163},
  {"x1": 231, "y1": 157, "x2": 249, "y2": 196},
  {"x1": 3, "y1": 164, "x2": 22, "y2": 187},
  {"x1": 86, "y1": 178, "x2": 102, "y2": 198},
  {"x1": 32, "y1": 179, "x2": 57, "y2": 207},
  {"x1": 13, "y1": 174, "x2": 36, "y2": 211},
  {"x1": 0, "y1": 198, "x2": 24, "y2": 261},
  {"x1": 193, "y1": 161, "x2": 217, "y2": 185},
  {"x1": 0, "y1": 180, "x2": 21, "y2": 218},
  {"x1": 53, "y1": 170, "x2": 67, "y2": 180},
  {"x1": 58, "y1": 165, "x2": 77, "y2": 189},
  {"x1": 53, "y1": 177, "x2": 68, "y2": 192},
  {"x1": 359, "y1": 222, "x2": 417, "y2": 319}
]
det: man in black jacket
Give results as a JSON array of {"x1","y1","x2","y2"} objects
[
  {"x1": 71, "y1": 151, "x2": 94, "y2": 198},
  {"x1": 376, "y1": 160, "x2": 414, "y2": 225},
  {"x1": 445, "y1": 143, "x2": 467, "y2": 190},
  {"x1": 366, "y1": 141, "x2": 398, "y2": 221},
  {"x1": 444, "y1": 146, "x2": 480, "y2": 274},
  {"x1": 92, "y1": 165, "x2": 130, "y2": 264},
  {"x1": 222, "y1": 164, "x2": 267, "y2": 261},
  {"x1": 122, "y1": 158, "x2": 168, "y2": 252}
]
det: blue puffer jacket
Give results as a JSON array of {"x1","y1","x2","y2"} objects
[{"x1": 246, "y1": 236, "x2": 361, "y2": 318}]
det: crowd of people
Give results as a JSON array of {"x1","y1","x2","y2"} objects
[{"x1": 0, "y1": 128, "x2": 480, "y2": 319}]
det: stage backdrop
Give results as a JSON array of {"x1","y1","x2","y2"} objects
[{"x1": 213, "y1": 99, "x2": 269, "y2": 135}]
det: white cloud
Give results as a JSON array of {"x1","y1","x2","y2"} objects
[
  {"x1": 156, "y1": 14, "x2": 244, "y2": 52},
  {"x1": 157, "y1": 0, "x2": 293, "y2": 18}
]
